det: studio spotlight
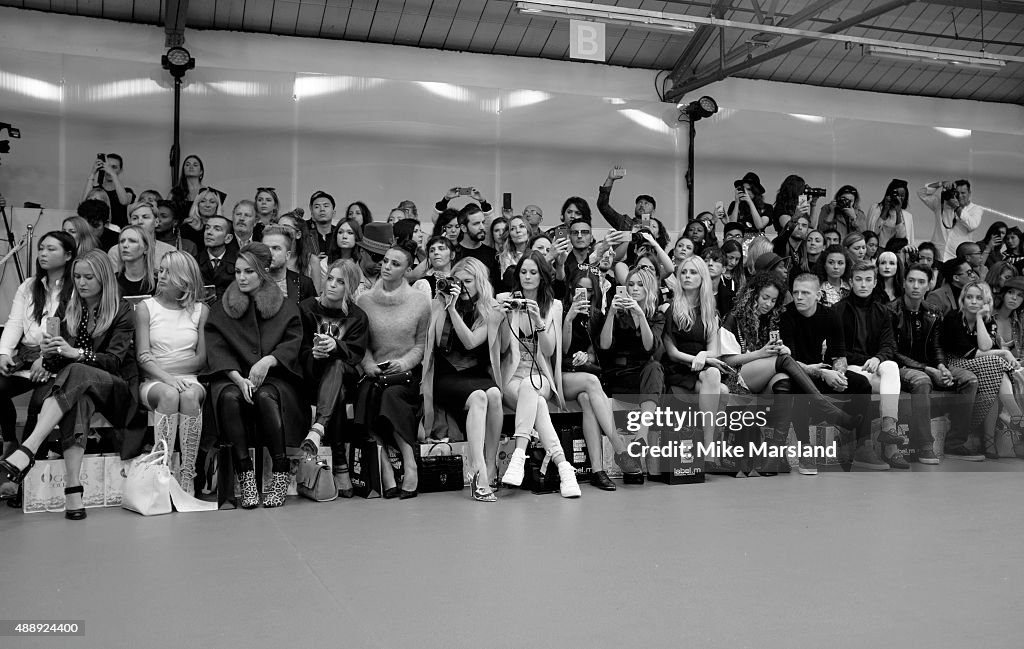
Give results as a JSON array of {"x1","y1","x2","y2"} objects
[
  {"x1": 161, "y1": 46, "x2": 195, "y2": 80},
  {"x1": 682, "y1": 96, "x2": 718, "y2": 121}
]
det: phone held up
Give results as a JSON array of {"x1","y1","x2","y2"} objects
[{"x1": 44, "y1": 316, "x2": 60, "y2": 338}]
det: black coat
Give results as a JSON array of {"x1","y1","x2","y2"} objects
[
  {"x1": 204, "y1": 280, "x2": 309, "y2": 446},
  {"x1": 198, "y1": 248, "x2": 238, "y2": 300},
  {"x1": 286, "y1": 270, "x2": 318, "y2": 307},
  {"x1": 887, "y1": 299, "x2": 946, "y2": 369}
]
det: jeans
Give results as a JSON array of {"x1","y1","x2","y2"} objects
[{"x1": 899, "y1": 366, "x2": 978, "y2": 450}]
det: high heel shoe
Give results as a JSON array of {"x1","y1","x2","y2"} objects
[
  {"x1": 64, "y1": 485, "x2": 86, "y2": 520},
  {"x1": 0, "y1": 444, "x2": 36, "y2": 485},
  {"x1": 471, "y1": 472, "x2": 497, "y2": 502}
]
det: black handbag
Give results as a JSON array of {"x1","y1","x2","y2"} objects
[
  {"x1": 418, "y1": 455, "x2": 464, "y2": 493},
  {"x1": 522, "y1": 444, "x2": 561, "y2": 494},
  {"x1": 376, "y1": 370, "x2": 415, "y2": 388}
]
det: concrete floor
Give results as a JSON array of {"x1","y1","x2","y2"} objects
[{"x1": 1, "y1": 461, "x2": 1022, "y2": 649}]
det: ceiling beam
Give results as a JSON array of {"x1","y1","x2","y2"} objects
[
  {"x1": 665, "y1": 0, "x2": 914, "y2": 102},
  {"x1": 668, "y1": 0, "x2": 736, "y2": 84},
  {"x1": 163, "y1": 0, "x2": 190, "y2": 48},
  {"x1": 925, "y1": 0, "x2": 1024, "y2": 16}
]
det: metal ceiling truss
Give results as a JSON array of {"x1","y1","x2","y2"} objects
[{"x1": 163, "y1": 0, "x2": 190, "y2": 48}]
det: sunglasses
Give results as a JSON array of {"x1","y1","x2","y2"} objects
[
  {"x1": 366, "y1": 251, "x2": 385, "y2": 262},
  {"x1": 570, "y1": 229, "x2": 591, "y2": 236}
]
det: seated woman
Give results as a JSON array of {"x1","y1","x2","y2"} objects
[
  {"x1": 298, "y1": 259, "x2": 369, "y2": 498},
  {"x1": 0, "y1": 250, "x2": 138, "y2": 520},
  {"x1": 498, "y1": 215, "x2": 531, "y2": 290},
  {"x1": 670, "y1": 235, "x2": 695, "y2": 265},
  {"x1": 561, "y1": 270, "x2": 642, "y2": 490},
  {"x1": 720, "y1": 239, "x2": 745, "y2": 295},
  {"x1": 615, "y1": 230, "x2": 674, "y2": 285},
  {"x1": 115, "y1": 225, "x2": 157, "y2": 297},
  {"x1": 804, "y1": 229, "x2": 825, "y2": 270},
  {"x1": 180, "y1": 186, "x2": 224, "y2": 255},
  {"x1": 596, "y1": 266, "x2": 665, "y2": 447},
  {"x1": 497, "y1": 251, "x2": 580, "y2": 498},
  {"x1": 816, "y1": 244, "x2": 851, "y2": 307},
  {"x1": 422, "y1": 258, "x2": 504, "y2": 502},
  {"x1": 355, "y1": 241, "x2": 431, "y2": 499},
  {"x1": 320, "y1": 216, "x2": 362, "y2": 280},
  {"x1": 205, "y1": 243, "x2": 308, "y2": 508},
  {"x1": 843, "y1": 232, "x2": 868, "y2": 265},
  {"x1": 490, "y1": 216, "x2": 509, "y2": 252},
  {"x1": 413, "y1": 236, "x2": 455, "y2": 298},
  {"x1": 62, "y1": 216, "x2": 98, "y2": 254},
  {"x1": 394, "y1": 217, "x2": 428, "y2": 282},
  {"x1": 135, "y1": 251, "x2": 209, "y2": 495},
  {"x1": 0, "y1": 232, "x2": 77, "y2": 489},
  {"x1": 433, "y1": 208, "x2": 462, "y2": 247},
  {"x1": 985, "y1": 261, "x2": 1017, "y2": 294},
  {"x1": 722, "y1": 272, "x2": 861, "y2": 474},
  {"x1": 940, "y1": 279, "x2": 1024, "y2": 459}
]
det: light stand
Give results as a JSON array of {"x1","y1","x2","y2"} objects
[
  {"x1": 681, "y1": 96, "x2": 718, "y2": 223},
  {"x1": 162, "y1": 47, "x2": 195, "y2": 188}
]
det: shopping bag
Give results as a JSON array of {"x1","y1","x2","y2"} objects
[
  {"x1": 522, "y1": 443, "x2": 561, "y2": 494},
  {"x1": 122, "y1": 440, "x2": 173, "y2": 516},
  {"x1": 554, "y1": 412, "x2": 591, "y2": 481},
  {"x1": 647, "y1": 428, "x2": 705, "y2": 485},
  {"x1": 22, "y1": 459, "x2": 65, "y2": 514},
  {"x1": 349, "y1": 439, "x2": 403, "y2": 498}
]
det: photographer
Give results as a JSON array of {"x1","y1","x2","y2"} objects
[
  {"x1": 815, "y1": 185, "x2": 865, "y2": 237},
  {"x1": 423, "y1": 258, "x2": 504, "y2": 501},
  {"x1": 978, "y1": 221, "x2": 1008, "y2": 268},
  {"x1": 432, "y1": 187, "x2": 493, "y2": 223},
  {"x1": 544, "y1": 196, "x2": 592, "y2": 242},
  {"x1": 773, "y1": 175, "x2": 820, "y2": 232},
  {"x1": 413, "y1": 235, "x2": 456, "y2": 298},
  {"x1": 728, "y1": 172, "x2": 772, "y2": 233},
  {"x1": 597, "y1": 165, "x2": 658, "y2": 233},
  {"x1": 82, "y1": 153, "x2": 131, "y2": 228},
  {"x1": 866, "y1": 179, "x2": 914, "y2": 249},
  {"x1": 918, "y1": 179, "x2": 981, "y2": 260}
]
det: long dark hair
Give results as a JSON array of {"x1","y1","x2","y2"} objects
[
  {"x1": 513, "y1": 250, "x2": 554, "y2": 319},
  {"x1": 170, "y1": 154, "x2": 204, "y2": 205},
  {"x1": 1005, "y1": 227, "x2": 1023, "y2": 256},
  {"x1": 32, "y1": 231, "x2": 77, "y2": 325},
  {"x1": 345, "y1": 201, "x2": 372, "y2": 226},
  {"x1": 326, "y1": 217, "x2": 363, "y2": 263},
  {"x1": 773, "y1": 174, "x2": 806, "y2": 221},
  {"x1": 728, "y1": 271, "x2": 788, "y2": 351},
  {"x1": 981, "y1": 221, "x2": 1008, "y2": 248},
  {"x1": 816, "y1": 244, "x2": 850, "y2": 282}
]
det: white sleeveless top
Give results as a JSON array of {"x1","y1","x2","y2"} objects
[{"x1": 143, "y1": 297, "x2": 201, "y2": 375}]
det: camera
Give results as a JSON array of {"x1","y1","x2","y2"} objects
[
  {"x1": 940, "y1": 188, "x2": 958, "y2": 205},
  {"x1": 508, "y1": 291, "x2": 527, "y2": 310},
  {"x1": 632, "y1": 228, "x2": 653, "y2": 246},
  {"x1": 97, "y1": 153, "x2": 106, "y2": 162},
  {"x1": 435, "y1": 276, "x2": 463, "y2": 294},
  {"x1": 836, "y1": 196, "x2": 852, "y2": 210},
  {"x1": 734, "y1": 180, "x2": 746, "y2": 191},
  {"x1": 803, "y1": 187, "x2": 827, "y2": 198}
]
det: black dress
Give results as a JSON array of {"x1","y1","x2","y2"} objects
[
  {"x1": 433, "y1": 307, "x2": 496, "y2": 414},
  {"x1": 663, "y1": 304, "x2": 708, "y2": 391}
]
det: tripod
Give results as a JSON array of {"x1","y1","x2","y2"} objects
[{"x1": 0, "y1": 202, "x2": 24, "y2": 283}]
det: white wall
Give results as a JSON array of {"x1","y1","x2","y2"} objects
[{"x1": 2, "y1": 6, "x2": 1023, "y2": 309}]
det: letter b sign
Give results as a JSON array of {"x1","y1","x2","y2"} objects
[{"x1": 570, "y1": 20, "x2": 606, "y2": 62}]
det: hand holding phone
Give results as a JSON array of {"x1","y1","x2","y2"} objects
[
  {"x1": 44, "y1": 316, "x2": 61, "y2": 338},
  {"x1": 609, "y1": 166, "x2": 626, "y2": 180}
]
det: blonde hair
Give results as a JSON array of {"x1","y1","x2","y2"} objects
[
  {"x1": 66, "y1": 250, "x2": 120, "y2": 338},
  {"x1": 322, "y1": 259, "x2": 362, "y2": 314},
  {"x1": 188, "y1": 187, "x2": 224, "y2": 222},
  {"x1": 452, "y1": 257, "x2": 497, "y2": 325},
  {"x1": 118, "y1": 225, "x2": 156, "y2": 294},
  {"x1": 625, "y1": 267, "x2": 658, "y2": 319},
  {"x1": 959, "y1": 280, "x2": 993, "y2": 319},
  {"x1": 744, "y1": 236, "x2": 773, "y2": 276},
  {"x1": 62, "y1": 216, "x2": 97, "y2": 254},
  {"x1": 157, "y1": 250, "x2": 204, "y2": 311},
  {"x1": 671, "y1": 256, "x2": 718, "y2": 342},
  {"x1": 127, "y1": 201, "x2": 155, "y2": 223}
]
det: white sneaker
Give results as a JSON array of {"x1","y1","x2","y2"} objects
[
  {"x1": 501, "y1": 449, "x2": 526, "y2": 487},
  {"x1": 557, "y1": 461, "x2": 581, "y2": 498}
]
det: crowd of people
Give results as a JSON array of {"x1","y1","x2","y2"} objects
[{"x1": 1, "y1": 155, "x2": 1023, "y2": 518}]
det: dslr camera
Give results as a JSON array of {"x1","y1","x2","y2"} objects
[
  {"x1": 836, "y1": 196, "x2": 853, "y2": 210},
  {"x1": 435, "y1": 276, "x2": 463, "y2": 294},
  {"x1": 803, "y1": 187, "x2": 827, "y2": 198}
]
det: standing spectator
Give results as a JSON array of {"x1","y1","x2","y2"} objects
[
  {"x1": 921, "y1": 179, "x2": 982, "y2": 261},
  {"x1": 888, "y1": 263, "x2": 977, "y2": 465},
  {"x1": 135, "y1": 252, "x2": 209, "y2": 494},
  {"x1": 815, "y1": 185, "x2": 865, "y2": 237},
  {"x1": 205, "y1": 243, "x2": 308, "y2": 508},
  {"x1": 866, "y1": 179, "x2": 914, "y2": 248},
  {"x1": 489, "y1": 216, "x2": 509, "y2": 252},
  {"x1": 82, "y1": 153, "x2": 131, "y2": 228},
  {"x1": 455, "y1": 205, "x2": 500, "y2": 291},
  {"x1": 978, "y1": 221, "x2": 1008, "y2": 268},
  {"x1": 728, "y1": 172, "x2": 772, "y2": 233},
  {"x1": 597, "y1": 165, "x2": 656, "y2": 233},
  {"x1": 433, "y1": 187, "x2": 493, "y2": 222},
  {"x1": 169, "y1": 154, "x2": 205, "y2": 215},
  {"x1": 773, "y1": 175, "x2": 819, "y2": 232}
]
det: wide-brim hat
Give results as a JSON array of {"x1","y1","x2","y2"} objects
[
  {"x1": 753, "y1": 252, "x2": 784, "y2": 273},
  {"x1": 358, "y1": 223, "x2": 394, "y2": 256},
  {"x1": 736, "y1": 172, "x2": 765, "y2": 195}
]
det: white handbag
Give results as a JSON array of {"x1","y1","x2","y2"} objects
[
  {"x1": 122, "y1": 440, "x2": 173, "y2": 516},
  {"x1": 122, "y1": 440, "x2": 217, "y2": 515}
]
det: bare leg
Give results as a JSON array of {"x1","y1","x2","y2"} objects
[
  {"x1": 4, "y1": 397, "x2": 69, "y2": 471},
  {"x1": 63, "y1": 446, "x2": 85, "y2": 510},
  {"x1": 464, "y1": 390, "x2": 488, "y2": 479},
  {"x1": 482, "y1": 387, "x2": 503, "y2": 484},
  {"x1": 697, "y1": 368, "x2": 724, "y2": 448}
]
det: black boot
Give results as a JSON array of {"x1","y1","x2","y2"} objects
[{"x1": 775, "y1": 355, "x2": 860, "y2": 432}]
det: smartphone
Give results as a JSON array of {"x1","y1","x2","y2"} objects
[
  {"x1": 97, "y1": 153, "x2": 106, "y2": 162},
  {"x1": 616, "y1": 285, "x2": 628, "y2": 299},
  {"x1": 502, "y1": 192, "x2": 512, "y2": 211},
  {"x1": 611, "y1": 167, "x2": 626, "y2": 180},
  {"x1": 715, "y1": 201, "x2": 725, "y2": 217},
  {"x1": 458, "y1": 187, "x2": 472, "y2": 196},
  {"x1": 44, "y1": 316, "x2": 60, "y2": 338},
  {"x1": 123, "y1": 295, "x2": 148, "y2": 307},
  {"x1": 376, "y1": 361, "x2": 391, "y2": 371},
  {"x1": 640, "y1": 214, "x2": 652, "y2": 229},
  {"x1": 769, "y1": 330, "x2": 780, "y2": 345},
  {"x1": 574, "y1": 287, "x2": 587, "y2": 301}
]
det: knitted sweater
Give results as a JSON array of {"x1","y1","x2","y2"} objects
[{"x1": 356, "y1": 281, "x2": 431, "y2": 374}]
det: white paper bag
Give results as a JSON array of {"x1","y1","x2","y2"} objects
[{"x1": 122, "y1": 441, "x2": 173, "y2": 516}]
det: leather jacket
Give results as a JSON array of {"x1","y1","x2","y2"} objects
[{"x1": 887, "y1": 299, "x2": 945, "y2": 369}]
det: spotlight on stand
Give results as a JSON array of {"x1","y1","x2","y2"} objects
[
  {"x1": 679, "y1": 96, "x2": 718, "y2": 223},
  {"x1": 161, "y1": 46, "x2": 195, "y2": 80},
  {"x1": 682, "y1": 95, "x2": 718, "y2": 121},
  {"x1": 161, "y1": 47, "x2": 194, "y2": 187},
  {"x1": 0, "y1": 122, "x2": 21, "y2": 162}
]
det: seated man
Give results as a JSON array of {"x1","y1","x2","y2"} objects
[
  {"x1": 780, "y1": 273, "x2": 873, "y2": 475},
  {"x1": 888, "y1": 264, "x2": 979, "y2": 464},
  {"x1": 925, "y1": 257, "x2": 977, "y2": 318},
  {"x1": 834, "y1": 263, "x2": 904, "y2": 471}
]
